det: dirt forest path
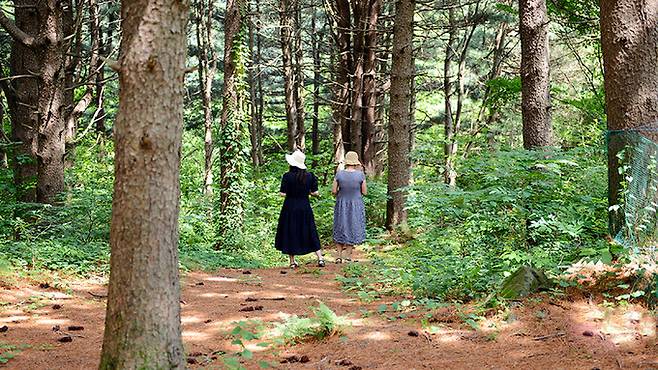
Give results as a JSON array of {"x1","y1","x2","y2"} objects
[{"x1": 0, "y1": 261, "x2": 656, "y2": 370}]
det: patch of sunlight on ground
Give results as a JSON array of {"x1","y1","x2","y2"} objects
[
  {"x1": 426, "y1": 326, "x2": 464, "y2": 343},
  {"x1": 0, "y1": 315, "x2": 29, "y2": 323},
  {"x1": 34, "y1": 318, "x2": 70, "y2": 326},
  {"x1": 358, "y1": 330, "x2": 392, "y2": 341},
  {"x1": 182, "y1": 330, "x2": 211, "y2": 341},
  {"x1": 571, "y1": 301, "x2": 656, "y2": 346},
  {"x1": 203, "y1": 276, "x2": 238, "y2": 283},
  {"x1": 182, "y1": 315, "x2": 205, "y2": 324},
  {"x1": 197, "y1": 292, "x2": 229, "y2": 298}
]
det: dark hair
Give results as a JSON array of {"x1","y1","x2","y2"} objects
[{"x1": 290, "y1": 166, "x2": 307, "y2": 184}]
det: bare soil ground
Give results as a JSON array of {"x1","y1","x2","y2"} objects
[{"x1": 0, "y1": 262, "x2": 656, "y2": 370}]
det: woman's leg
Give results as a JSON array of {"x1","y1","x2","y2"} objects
[
  {"x1": 289, "y1": 255, "x2": 297, "y2": 267},
  {"x1": 315, "y1": 249, "x2": 325, "y2": 267},
  {"x1": 335, "y1": 243, "x2": 343, "y2": 263},
  {"x1": 344, "y1": 245, "x2": 354, "y2": 261}
]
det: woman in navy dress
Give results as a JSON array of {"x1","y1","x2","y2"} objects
[{"x1": 275, "y1": 150, "x2": 325, "y2": 268}]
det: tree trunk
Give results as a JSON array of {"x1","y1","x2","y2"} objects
[
  {"x1": 196, "y1": 0, "x2": 216, "y2": 197},
  {"x1": 311, "y1": 7, "x2": 321, "y2": 168},
  {"x1": 98, "y1": 0, "x2": 189, "y2": 367},
  {"x1": 444, "y1": 6, "x2": 479, "y2": 186},
  {"x1": 601, "y1": 0, "x2": 658, "y2": 235},
  {"x1": 520, "y1": 0, "x2": 552, "y2": 149},
  {"x1": 330, "y1": 0, "x2": 351, "y2": 165},
  {"x1": 280, "y1": 0, "x2": 299, "y2": 151},
  {"x1": 293, "y1": 0, "x2": 305, "y2": 150},
  {"x1": 1, "y1": 0, "x2": 67, "y2": 204},
  {"x1": 95, "y1": 9, "x2": 118, "y2": 135},
  {"x1": 255, "y1": 0, "x2": 265, "y2": 165},
  {"x1": 0, "y1": 93, "x2": 6, "y2": 169},
  {"x1": 386, "y1": 0, "x2": 414, "y2": 229},
  {"x1": 66, "y1": 0, "x2": 102, "y2": 146},
  {"x1": 443, "y1": 8, "x2": 456, "y2": 186},
  {"x1": 350, "y1": 2, "x2": 365, "y2": 155},
  {"x1": 248, "y1": 2, "x2": 262, "y2": 168},
  {"x1": 361, "y1": 0, "x2": 380, "y2": 175},
  {"x1": 217, "y1": 0, "x2": 247, "y2": 248}
]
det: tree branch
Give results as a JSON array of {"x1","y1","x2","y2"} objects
[{"x1": 0, "y1": 10, "x2": 38, "y2": 47}]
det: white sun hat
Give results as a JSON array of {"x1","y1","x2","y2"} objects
[{"x1": 285, "y1": 150, "x2": 307, "y2": 169}]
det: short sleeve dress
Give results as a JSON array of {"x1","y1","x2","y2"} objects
[
  {"x1": 333, "y1": 170, "x2": 366, "y2": 245},
  {"x1": 274, "y1": 168, "x2": 321, "y2": 255}
]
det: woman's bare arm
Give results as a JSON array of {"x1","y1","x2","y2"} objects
[
  {"x1": 361, "y1": 179, "x2": 368, "y2": 196},
  {"x1": 279, "y1": 192, "x2": 286, "y2": 197},
  {"x1": 331, "y1": 179, "x2": 339, "y2": 196}
]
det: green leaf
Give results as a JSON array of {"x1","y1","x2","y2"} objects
[
  {"x1": 241, "y1": 349, "x2": 253, "y2": 359},
  {"x1": 630, "y1": 290, "x2": 645, "y2": 298}
]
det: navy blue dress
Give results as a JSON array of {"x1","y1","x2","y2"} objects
[{"x1": 274, "y1": 169, "x2": 321, "y2": 255}]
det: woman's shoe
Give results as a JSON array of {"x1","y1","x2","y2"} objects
[
  {"x1": 318, "y1": 260, "x2": 326, "y2": 267},
  {"x1": 290, "y1": 262, "x2": 299, "y2": 269}
]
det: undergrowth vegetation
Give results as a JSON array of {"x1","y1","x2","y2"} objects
[{"x1": 1, "y1": 129, "x2": 649, "y2": 304}]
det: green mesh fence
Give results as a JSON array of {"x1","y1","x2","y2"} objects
[{"x1": 608, "y1": 128, "x2": 658, "y2": 261}]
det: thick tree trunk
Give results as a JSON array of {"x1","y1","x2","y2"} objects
[
  {"x1": 386, "y1": 0, "x2": 414, "y2": 229},
  {"x1": 520, "y1": 0, "x2": 552, "y2": 149},
  {"x1": 1, "y1": 0, "x2": 67, "y2": 204},
  {"x1": 601, "y1": 0, "x2": 658, "y2": 235},
  {"x1": 98, "y1": 0, "x2": 189, "y2": 367}
]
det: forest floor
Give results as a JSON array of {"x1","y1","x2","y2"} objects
[{"x1": 0, "y1": 258, "x2": 656, "y2": 370}]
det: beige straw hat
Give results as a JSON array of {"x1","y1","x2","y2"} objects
[
  {"x1": 344, "y1": 151, "x2": 361, "y2": 166},
  {"x1": 285, "y1": 150, "x2": 307, "y2": 169}
]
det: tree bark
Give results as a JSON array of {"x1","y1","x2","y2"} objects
[
  {"x1": 311, "y1": 7, "x2": 321, "y2": 168},
  {"x1": 247, "y1": 2, "x2": 263, "y2": 168},
  {"x1": 217, "y1": 0, "x2": 247, "y2": 248},
  {"x1": 0, "y1": 92, "x2": 6, "y2": 169},
  {"x1": 196, "y1": 0, "x2": 216, "y2": 196},
  {"x1": 99, "y1": 0, "x2": 189, "y2": 367},
  {"x1": 280, "y1": 0, "x2": 300, "y2": 151},
  {"x1": 443, "y1": 8, "x2": 456, "y2": 186},
  {"x1": 601, "y1": 0, "x2": 658, "y2": 235},
  {"x1": 2, "y1": 0, "x2": 68, "y2": 204},
  {"x1": 293, "y1": 0, "x2": 305, "y2": 150},
  {"x1": 361, "y1": 0, "x2": 380, "y2": 175},
  {"x1": 330, "y1": 0, "x2": 351, "y2": 165},
  {"x1": 386, "y1": 0, "x2": 414, "y2": 229},
  {"x1": 520, "y1": 0, "x2": 552, "y2": 149}
]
